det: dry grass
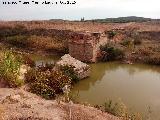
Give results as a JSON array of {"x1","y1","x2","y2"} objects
[
  {"x1": 1, "y1": 21, "x2": 160, "y2": 32},
  {"x1": 29, "y1": 35, "x2": 64, "y2": 49},
  {"x1": 0, "y1": 104, "x2": 4, "y2": 120}
]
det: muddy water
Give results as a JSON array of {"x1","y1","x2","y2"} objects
[
  {"x1": 30, "y1": 54, "x2": 60, "y2": 66},
  {"x1": 70, "y1": 62, "x2": 160, "y2": 119},
  {"x1": 30, "y1": 54, "x2": 160, "y2": 119}
]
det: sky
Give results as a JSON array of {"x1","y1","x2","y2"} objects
[{"x1": 0, "y1": 0, "x2": 160, "y2": 20}]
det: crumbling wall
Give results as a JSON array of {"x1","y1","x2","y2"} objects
[{"x1": 68, "y1": 32, "x2": 108, "y2": 63}]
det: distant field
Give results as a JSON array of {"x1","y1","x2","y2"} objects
[{"x1": 0, "y1": 21, "x2": 160, "y2": 32}]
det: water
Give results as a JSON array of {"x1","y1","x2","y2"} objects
[
  {"x1": 29, "y1": 54, "x2": 160, "y2": 119},
  {"x1": 70, "y1": 62, "x2": 160, "y2": 119},
  {"x1": 29, "y1": 54, "x2": 60, "y2": 66}
]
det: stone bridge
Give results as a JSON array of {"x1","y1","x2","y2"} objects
[{"x1": 68, "y1": 31, "x2": 108, "y2": 63}]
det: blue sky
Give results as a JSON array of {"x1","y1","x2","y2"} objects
[{"x1": 0, "y1": 0, "x2": 160, "y2": 20}]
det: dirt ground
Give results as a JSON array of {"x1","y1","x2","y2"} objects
[{"x1": 0, "y1": 88, "x2": 120, "y2": 120}]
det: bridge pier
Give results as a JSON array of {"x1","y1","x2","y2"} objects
[{"x1": 68, "y1": 31, "x2": 108, "y2": 63}]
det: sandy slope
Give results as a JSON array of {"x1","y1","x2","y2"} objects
[{"x1": 0, "y1": 88, "x2": 120, "y2": 120}]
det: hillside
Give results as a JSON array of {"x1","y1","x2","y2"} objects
[{"x1": 88, "y1": 16, "x2": 154, "y2": 23}]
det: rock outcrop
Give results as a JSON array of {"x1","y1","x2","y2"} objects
[{"x1": 55, "y1": 54, "x2": 90, "y2": 79}]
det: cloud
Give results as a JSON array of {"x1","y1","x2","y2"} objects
[{"x1": 0, "y1": 0, "x2": 160, "y2": 20}]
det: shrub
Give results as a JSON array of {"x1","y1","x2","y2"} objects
[
  {"x1": 120, "y1": 38, "x2": 132, "y2": 47},
  {"x1": 106, "y1": 31, "x2": 117, "y2": 39},
  {"x1": 102, "y1": 99, "x2": 142, "y2": 119},
  {"x1": 5, "y1": 35, "x2": 29, "y2": 48},
  {"x1": 0, "y1": 25, "x2": 27, "y2": 38},
  {"x1": 121, "y1": 37, "x2": 141, "y2": 48},
  {"x1": 59, "y1": 65, "x2": 79, "y2": 83},
  {"x1": 0, "y1": 50, "x2": 24, "y2": 87},
  {"x1": 142, "y1": 56, "x2": 160, "y2": 65},
  {"x1": 136, "y1": 48, "x2": 151, "y2": 56},
  {"x1": 104, "y1": 99, "x2": 127, "y2": 117},
  {"x1": 133, "y1": 38, "x2": 142, "y2": 45},
  {"x1": 99, "y1": 44, "x2": 124, "y2": 62},
  {"x1": 131, "y1": 31, "x2": 142, "y2": 45},
  {"x1": 25, "y1": 65, "x2": 72, "y2": 99},
  {"x1": 63, "y1": 47, "x2": 69, "y2": 54}
]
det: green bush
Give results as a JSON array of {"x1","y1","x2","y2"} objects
[
  {"x1": 0, "y1": 51, "x2": 24, "y2": 87},
  {"x1": 59, "y1": 65, "x2": 79, "y2": 83},
  {"x1": 99, "y1": 44, "x2": 124, "y2": 62},
  {"x1": 25, "y1": 65, "x2": 72, "y2": 99}
]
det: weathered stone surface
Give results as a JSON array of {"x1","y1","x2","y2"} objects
[
  {"x1": 55, "y1": 54, "x2": 90, "y2": 79},
  {"x1": 68, "y1": 32, "x2": 108, "y2": 63}
]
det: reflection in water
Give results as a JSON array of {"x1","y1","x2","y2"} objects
[
  {"x1": 30, "y1": 54, "x2": 60, "y2": 66},
  {"x1": 71, "y1": 62, "x2": 160, "y2": 119}
]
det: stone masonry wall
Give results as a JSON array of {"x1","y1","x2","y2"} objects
[{"x1": 68, "y1": 32, "x2": 108, "y2": 63}]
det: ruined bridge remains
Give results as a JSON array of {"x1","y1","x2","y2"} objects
[{"x1": 68, "y1": 31, "x2": 108, "y2": 63}]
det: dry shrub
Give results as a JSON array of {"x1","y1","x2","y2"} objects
[
  {"x1": 143, "y1": 55, "x2": 160, "y2": 65},
  {"x1": 25, "y1": 65, "x2": 71, "y2": 99},
  {"x1": 5, "y1": 35, "x2": 29, "y2": 48},
  {"x1": 104, "y1": 99, "x2": 127, "y2": 117},
  {"x1": 136, "y1": 48, "x2": 152, "y2": 56},
  {"x1": 28, "y1": 36, "x2": 62, "y2": 49},
  {"x1": 99, "y1": 44, "x2": 124, "y2": 62},
  {"x1": 0, "y1": 24, "x2": 27, "y2": 38},
  {"x1": 28, "y1": 35, "x2": 68, "y2": 53},
  {"x1": 0, "y1": 104, "x2": 4, "y2": 120},
  {"x1": 100, "y1": 99, "x2": 143, "y2": 120}
]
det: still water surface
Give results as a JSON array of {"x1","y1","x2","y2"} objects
[
  {"x1": 31, "y1": 54, "x2": 160, "y2": 119},
  {"x1": 70, "y1": 62, "x2": 160, "y2": 119}
]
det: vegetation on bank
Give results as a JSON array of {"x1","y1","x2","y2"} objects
[
  {"x1": 25, "y1": 64, "x2": 79, "y2": 99},
  {"x1": 94, "y1": 99, "x2": 144, "y2": 120},
  {"x1": 0, "y1": 50, "x2": 24, "y2": 87},
  {"x1": 98, "y1": 43, "x2": 124, "y2": 62},
  {"x1": 0, "y1": 50, "x2": 79, "y2": 99},
  {"x1": 25, "y1": 65, "x2": 72, "y2": 99},
  {"x1": 0, "y1": 25, "x2": 69, "y2": 54},
  {"x1": 59, "y1": 65, "x2": 79, "y2": 83}
]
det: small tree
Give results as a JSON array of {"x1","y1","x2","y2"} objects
[{"x1": 80, "y1": 17, "x2": 85, "y2": 22}]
